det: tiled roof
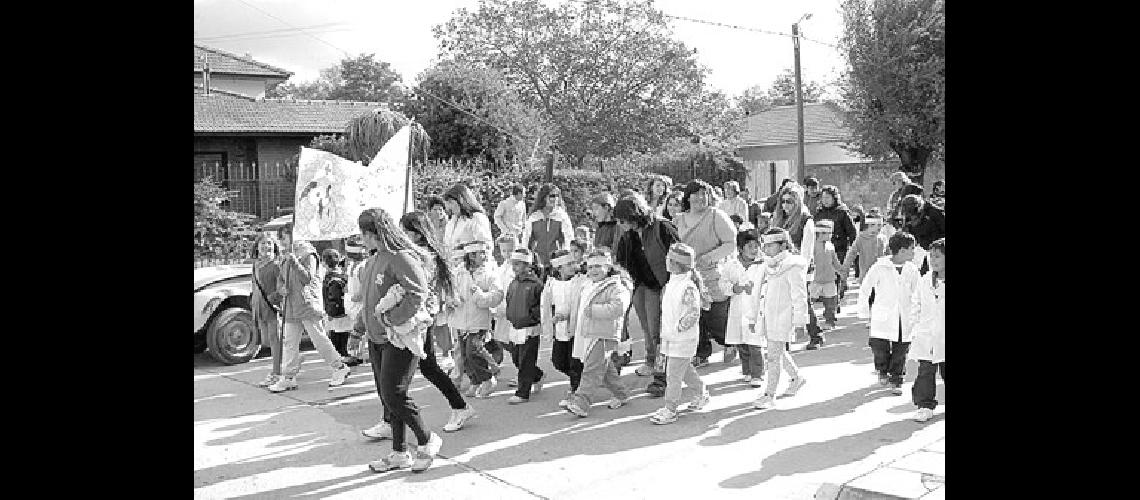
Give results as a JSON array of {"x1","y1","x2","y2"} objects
[
  {"x1": 194, "y1": 86, "x2": 384, "y2": 133},
  {"x1": 739, "y1": 102, "x2": 851, "y2": 148},
  {"x1": 194, "y1": 44, "x2": 293, "y2": 78}
]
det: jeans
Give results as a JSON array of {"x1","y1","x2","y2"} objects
[
  {"x1": 911, "y1": 360, "x2": 945, "y2": 410},
  {"x1": 696, "y1": 300, "x2": 730, "y2": 360},
  {"x1": 509, "y1": 334, "x2": 544, "y2": 399},
  {"x1": 663, "y1": 355, "x2": 706, "y2": 412},
  {"x1": 551, "y1": 338, "x2": 584, "y2": 392},
  {"x1": 281, "y1": 318, "x2": 342, "y2": 378},
  {"x1": 737, "y1": 344, "x2": 766, "y2": 378},
  {"x1": 869, "y1": 337, "x2": 911, "y2": 386},
  {"x1": 571, "y1": 339, "x2": 630, "y2": 407},
  {"x1": 631, "y1": 285, "x2": 663, "y2": 367},
  {"x1": 458, "y1": 330, "x2": 495, "y2": 385},
  {"x1": 370, "y1": 340, "x2": 430, "y2": 452},
  {"x1": 763, "y1": 341, "x2": 801, "y2": 397},
  {"x1": 420, "y1": 329, "x2": 467, "y2": 411}
]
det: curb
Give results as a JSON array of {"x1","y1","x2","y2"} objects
[{"x1": 815, "y1": 436, "x2": 945, "y2": 500}]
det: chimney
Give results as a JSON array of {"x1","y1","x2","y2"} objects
[{"x1": 199, "y1": 55, "x2": 211, "y2": 96}]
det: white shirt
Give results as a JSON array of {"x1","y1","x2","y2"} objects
[
  {"x1": 718, "y1": 196, "x2": 750, "y2": 223},
  {"x1": 494, "y1": 197, "x2": 527, "y2": 238}
]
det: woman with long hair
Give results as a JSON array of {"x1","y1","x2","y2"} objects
[
  {"x1": 770, "y1": 183, "x2": 825, "y2": 350},
  {"x1": 645, "y1": 176, "x2": 673, "y2": 217},
  {"x1": 251, "y1": 233, "x2": 284, "y2": 388},
  {"x1": 521, "y1": 183, "x2": 574, "y2": 271},
  {"x1": 355, "y1": 208, "x2": 445, "y2": 473},
  {"x1": 442, "y1": 183, "x2": 494, "y2": 257},
  {"x1": 661, "y1": 190, "x2": 685, "y2": 222}
]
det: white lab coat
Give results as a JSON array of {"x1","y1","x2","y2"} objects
[
  {"x1": 857, "y1": 256, "x2": 922, "y2": 342},
  {"x1": 908, "y1": 272, "x2": 945, "y2": 363},
  {"x1": 720, "y1": 257, "x2": 767, "y2": 346},
  {"x1": 744, "y1": 253, "x2": 809, "y2": 343}
]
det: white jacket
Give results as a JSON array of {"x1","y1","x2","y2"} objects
[
  {"x1": 909, "y1": 272, "x2": 945, "y2": 363},
  {"x1": 490, "y1": 260, "x2": 518, "y2": 343},
  {"x1": 857, "y1": 256, "x2": 922, "y2": 342},
  {"x1": 444, "y1": 212, "x2": 494, "y2": 256},
  {"x1": 658, "y1": 273, "x2": 702, "y2": 358},
  {"x1": 720, "y1": 257, "x2": 767, "y2": 346},
  {"x1": 541, "y1": 274, "x2": 589, "y2": 342},
  {"x1": 745, "y1": 252, "x2": 809, "y2": 343},
  {"x1": 448, "y1": 264, "x2": 504, "y2": 332}
]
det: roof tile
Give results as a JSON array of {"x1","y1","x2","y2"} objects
[
  {"x1": 740, "y1": 102, "x2": 851, "y2": 147},
  {"x1": 194, "y1": 44, "x2": 293, "y2": 78},
  {"x1": 194, "y1": 86, "x2": 384, "y2": 134}
]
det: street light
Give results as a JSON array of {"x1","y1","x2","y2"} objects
[{"x1": 792, "y1": 13, "x2": 812, "y2": 181}]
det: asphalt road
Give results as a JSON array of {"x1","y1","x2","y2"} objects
[{"x1": 194, "y1": 282, "x2": 945, "y2": 499}]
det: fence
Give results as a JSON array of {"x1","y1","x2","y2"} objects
[{"x1": 194, "y1": 160, "x2": 295, "y2": 219}]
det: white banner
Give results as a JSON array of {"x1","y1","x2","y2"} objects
[{"x1": 292, "y1": 125, "x2": 413, "y2": 241}]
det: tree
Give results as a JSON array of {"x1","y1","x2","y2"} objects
[
  {"x1": 737, "y1": 84, "x2": 773, "y2": 116},
  {"x1": 767, "y1": 68, "x2": 824, "y2": 106},
  {"x1": 267, "y1": 53, "x2": 405, "y2": 103},
  {"x1": 433, "y1": 0, "x2": 708, "y2": 167},
  {"x1": 194, "y1": 177, "x2": 256, "y2": 259},
  {"x1": 840, "y1": 0, "x2": 945, "y2": 183},
  {"x1": 404, "y1": 60, "x2": 550, "y2": 167}
]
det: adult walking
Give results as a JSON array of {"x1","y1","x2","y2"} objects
[
  {"x1": 251, "y1": 234, "x2": 284, "y2": 388},
  {"x1": 660, "y1": 190, "x2": 685, "y2": 222},
  {"x1": 521, "y1": 183, "x2": 573, "y2": 271},
  {"x1": 645, "y1": 175, "x2": 673, "y2": 218},
  {"x1": 717, "y1": 181, "x2": 750, "y2": 224},
  {"x1": 771, "y1": 184, "x2": 826, "y2": 350},
  {"x1": 802, "y1": 177, "x2": 823, "y2": 218},
  {"x1": 673, "y1": 179, "x2": 738, "y2": 367},
  {"x1": 356, "y1": 208, "x2": 445, "y2": 473},
  {"x1": 442, "y1": 183, "x2": 494, "y2": 256},
  {"x1": 899, "y1": 194, "x2": 946, "y2": 274},
  {"x1": 493, "y1": 184, "x2": 527, "y2": 241},
  {"x1": 612, "y1": 195, "x2": 679, "y2": 395},
  {"x1": 764, "y1": 178, "x2": 795, "y2": 214},
  {"x1": 887, "y1": 172, "x2": 924, "y2": 227},
  {"x1": 814, "y1": 185, "x2": 858, "y2": 299}
]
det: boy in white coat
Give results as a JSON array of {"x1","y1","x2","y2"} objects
[
  {"x1": 720, "y1": 229, "x2": 767, "y2": 387},
  {"x1": 649, "y1": 243, "x2": 710, "y2": 425},
  {"x1": 858, "y1": 232, "x2": 922, "y2": 395},
  {"x1": 747, "y1": 228, "x2": 810, "y2": 410},
  {"x1": 909, "y1": 238, "x2": 945, "y2": 422}
]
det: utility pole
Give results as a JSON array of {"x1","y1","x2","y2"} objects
[{"x1": 792, "y1": 14, "x2": 811, "y2": 182}]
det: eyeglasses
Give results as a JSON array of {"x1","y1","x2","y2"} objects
[{"x1": 781, "y1": 199, "x2": 794, "y2": 204}]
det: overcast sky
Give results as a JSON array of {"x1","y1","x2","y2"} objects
[{"x1": 194, "y1": 0, "x2": 848, "y2": 98}]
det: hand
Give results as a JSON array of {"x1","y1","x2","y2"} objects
[{"x1": 469, "y1": 285, "x2": 483, "y2": 295}]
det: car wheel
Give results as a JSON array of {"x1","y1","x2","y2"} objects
[{"x1": 206, "y1": 307, "x2": 261, "y2": 365}]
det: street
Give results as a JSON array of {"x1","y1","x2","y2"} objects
[{"x1": 194, "y1": 284, "x2": 945, "y2": 499}]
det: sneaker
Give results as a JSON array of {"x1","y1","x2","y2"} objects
[
  {"x1": 635, "y1": 364, "x2": 655, "y2": 377},
  {"x1": 784, "y1": 377, "x2": 807, "y2": 396},
  {"x1": 607, "y1": 397, "x2": 628, "y2": 409},
  {"x1": 329, "y1": 364, "x2": 351, "y2": 387},
  {"x1": 268, "y1": 376, "x2": 298, "y2": 393},
  {"x1": 508, "y1": 377, "x2": 518, "y2": 387},
  {"x1": 649, "y1": 407, "x2": 678, "y2": 425},
  {"x1": 369, "y1": 450, "x2": 411, "y2": 472},
  {"x1": 691, "y1": 356, "x2": 710, "y2": 368},
  {"x1": 558, "y1": 397, "x2": 572, "y2": 409},
  {"x1": 532, "y1": 380, "x2": 544, "y2": 393},
  {"x1": 507, "y1": 395, "x2": 528, "y2": 405},
  {"x1": 362, "y1": 421, "x2": 393, "y2": 440},
  {"x1": 687, "y1": 392, "x2": 711, "y2": 412},
  {"x1": 878, "y1": 373, "x2": 890, "y2": 386},
  {"x1": 722, "y1": 347, "x2": 737, "y2": 364},
  {"x1": 443, "y1": 406, "x2": 476, "y2": 432},
  {"x1": 890, "y1": 384, "x2": 903, "y2": 396},
  {"x1": 806, "y1": 338, "x2": 822, "y2": 350},
  {"x1": 256, "y1": 373, "x2": 280, "y2": 387},
  {"x1": 749, "y1": 378, "x2": 764, "y2": 387},
  {"x1": 753, "y1": 394, "x2": 776, "y2": 410},
  {"x1": 566, "y1": 400, "x2": 588, "y2": 417},
  {"x1": 913, "y1": 408, "x2": 934, "y2": 422},
  {"x1": 475, "y1": 378, "x2": 496, "y2": 399},
  {"x1": 410, "y1": 432, "x2": 443, "y2": 472}
]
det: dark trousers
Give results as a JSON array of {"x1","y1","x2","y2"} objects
[
  {"x1": 551, "y1": 338, "x2": 584, "y2": 392},
  {"x1": 420, "y1": 330, "x2": 466, "y2": 410},
  {"x1": 868, "y1": 337, "x2": 911, "y2": 386},
  {"x1": 484, "y1": 337, "x2": 505, "y2": 365},
  {"x1": 737, "y1": 344, "x2": 766, "y2": 378},
  {"x1": 912, "y1": 360, "x2": 945, "y2": 410},
  {"x1": 508, "y1": 335, "x2": 544, "y2": 398},
  {"x1": 696, "y1": 300, "x2": 730, "y2": 359},
  {"x1": 329, "y1": 330, "x2": 350, "y2": 357},
  {"x1": 458, "y1": 330, "x2": 495, "y2": 385},
  {"x1": 369, "y1": 341, "x2": 430, "y2": 452}
]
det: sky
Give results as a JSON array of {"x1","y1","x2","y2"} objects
[{"x1": 193, "y1": 0, "x2": 848, "y2": 99}]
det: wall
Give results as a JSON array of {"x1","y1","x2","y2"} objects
[
  {"x1": 194, "y1": 75, "x2": 273, "y2": 99},
  {"x1": 803, "y1": 159, "x2": 945, "y2": 213}
]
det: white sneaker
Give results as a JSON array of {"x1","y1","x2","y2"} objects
[
  {"x1": 475, "y1": 378, "x2": 496, "y2": 399},
  {"x1": 784, "y1": 377, "x2": 807, "y2": 396},
  {"x1": 753, "y1": 394, "x2": 776, "y2": 410},
  {"x1": 913, "y1": 408, "x2": 934, "y2": 422},
  {"x1": 687, "y1": 392, "x2": 711, "y2": 412},
  {"x1": 749, "y1": 378, "x2": 764, "y2": 387},
  {"x1": 362, "y1": 421, "x2": 393, "y2": 440},
  {"x1": 411, "y1": 433, "x2": 443, "y2": 472},
  {"x1": 369, "y1": 450, "x2": 411, "y2": 472},
  {"x1": 443, "y1": 406, "x2": 476, "y2": 432},
  {"x1": 649, "y1": 406, "x2": 678, "y2": 425},
  {"x1": 268, "y1": 376, "x2": 298, "y2": 392},
  {"x1": 257, "y1": 374, "x2": 280, "y2": 387},
  {"x1": 329, "y1": 364, "x2": 351, "y2": 387}
]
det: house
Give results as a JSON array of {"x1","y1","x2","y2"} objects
[
  {"x1": 194, "y1": 44, "x2": 382, "y2": 218},
  {"x1": 737, "y1": 102, "x2": 939, "y2": 211}
]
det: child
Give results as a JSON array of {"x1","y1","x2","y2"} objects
[
  {"x1": 503, "y1": 248, "x2": 545, "y2": 403},
  {"x1": 321, "y1": 248, "x2": 355, "y2": 367},
  {"x1": 842, "y1": 213, "x2": 889, "y2": 282},
  {"x1": 808, "y1": 220, "x2": 844, "y2": 330},
  {"x1": 569, "y1": 238, "x2": 591, "y2": 271},
  {"x1": 908, "y1": 238, "x2": 944, "y2": 422},
  {"x1": 590, "y1": 193, "x2": 620, "y2": 251},
  {"x1": 857, "y1": 232, "x2": 922, "y2": 396},
  {"x1": 575, "y1": 225, "x2": 593, "y2": 245},
  {"x1": 565, "y1": 249, "x2": 634, "y2": 418},
  {"x1": 649, "y1": 243, "x2": 710, "y2": 424},
  {"x1": 450, "y1": 240, "x2": 505, "y2": 399},
  {"x1": 490, "y1": 234, "x2": 519, "y2": 384},
  {"x1": 541, "y1": 249, "x2": 589, "y2": 408},
  {"x1": 746, "y1": 228, "x2": 809, "y2": 410},
  {"x1": 374, "y1": 283, "x2": 434, "y2": 360},
  {"x1": 720, "y1": 229, "x2": 767, "y2": 387},
  {"x1": 343, "y1": 237, "x2": 367, "y2": 366}
]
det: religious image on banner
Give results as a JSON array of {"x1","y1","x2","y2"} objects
[{"x1": 293, "y1": 125, "x2": 412, "y2": 241}]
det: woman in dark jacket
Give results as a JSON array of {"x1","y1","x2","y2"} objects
[{"x1": 814, "y1": 186, "x2": 858, "y2": 301}]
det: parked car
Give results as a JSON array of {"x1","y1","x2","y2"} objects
[{"x1": 194, "y1": 264, "x2": 259, "y2": 364}]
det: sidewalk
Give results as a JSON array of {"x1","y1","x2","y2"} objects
[{"x1": 815, "y1": 433, "x2": 945, "y2": 499}]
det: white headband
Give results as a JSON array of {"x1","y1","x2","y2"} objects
[
  {"x1": 761, "y1": 233, "x2": 789, "y2": 244},
  {"x1": 550, "y1": 254, "x2": 578, "y2": 268},
  {"x1": 864, "y1": 217, "x2": 883, "y2": 225},
  {"x1": 585, "y1": 255, "x2": 612, "y2": 267},
  {"x1": 510, "y1": 250, "x2": 533, "y2": 264},
  {"x1": 461, "y1": 241, "x2": 488, "y2": 254},
  {"x1": 667, "y1": 248, "x2": 694, "y2": 267},
  {"x1": 815, "y1": 221, "x2": 834, "y2": 231}
]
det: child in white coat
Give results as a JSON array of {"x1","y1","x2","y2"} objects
[
  {"x1": 857, "y1": 232, "x2": 922, "y2": 395},
  {"x1": 747, "y1": 228, "x2": 810, "y2": 410},
  {"x1": 564, "y1": 249, "x2": 633, "y2": 418},
  {"x1": 909, "y1": 238, "x2": 945, "y2": 422},
  {"x1": 490, "y1": 234, "x2": 519, "y2": 384},
  {"x1": 450, "y1": 240, "x2": 505, "y2": 399},
  {"x1": 541, "y1": 249, "x2": 590, "y2": 408},
  {"x1": 720, "y1": 229, "x2": 767, "y2": 387},
  {"x1": 649, "y1": 243, "x2": 710, "y2": 425}
]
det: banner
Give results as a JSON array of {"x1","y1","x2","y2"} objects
[{"x1": 292, "y1": 125, "x2": 413, "y2": 241}]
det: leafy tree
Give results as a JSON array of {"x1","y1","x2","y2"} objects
[
  {"x1": 737, "y1": 84, "x2": 773, "y2": 117},
  {"x1": 767, "y1": 68, "x2": 825, "y2": 106},
  {"x1": 840, "y1": 0, "x2": 945, "y2": 183},
  {"x1": 194, "y1": 177, "x2": 256, "y2": 259},
  {"x1": 267, "y1": 53, "x2": 405, "y2": 103},
  {"x1": 404, "y1": 60, "x2": 550, "y2": 167},
  {"x1": 433, "y1": 0, "x2": 708, "y2": 167}
]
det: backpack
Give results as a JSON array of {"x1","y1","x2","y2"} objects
[{"x1": 322, "y1": 271, "x2": 347, "y2": 318}]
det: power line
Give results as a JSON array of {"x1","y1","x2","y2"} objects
[
  {"x1": 195, "y1": 23, "x2": 350, "y2": 43},
  {"x1": 230, "y1": 0, "x2": 349, "y2": 56}
]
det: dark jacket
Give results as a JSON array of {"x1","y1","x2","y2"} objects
[
  {"x1": 322, "y1": 270, "x2": 347, "y2": 318},
  {"x1": 505, "y1": 272, "x2": 543, "y2": 329},
  {"x1": 594, "y1": 220, "x2": 619, "y2": 252},
  {"x1": 889, "y1": 183, "x2": 924, "y2": 221},
  {"x1": 804, "y1": 191, "x2": 823, "y2": 218},
  {"x1": 905, "y1": 204, "x2": 946, "y2": 250},
  {"x1": 747, "y1": 200, "x2": 763, "y2": 227},
  {"x1": 815, "y1": 204, "x2": 858, "y2": 254},
  {"x1": 354, "y1": 249, "x2": 429, "y2": 345},
  {"x1": 614, "y1": 229, "x2": 658, "y2": 290},
  {"x1": 638, "y1": 217, "x2": 678, "y2": 291}
]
